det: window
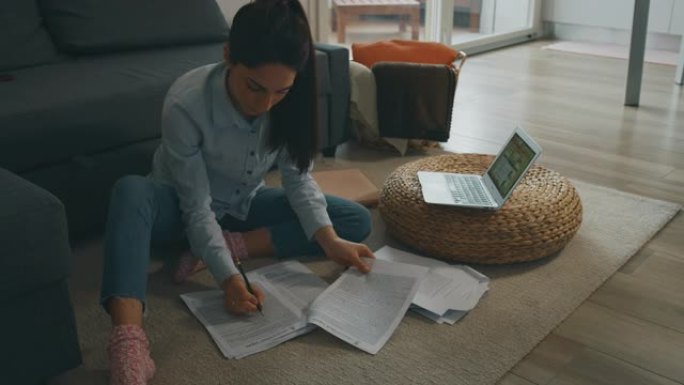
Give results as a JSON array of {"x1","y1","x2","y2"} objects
[{"x1": 317, "y1": 0, "x2": 541, "y2": 54}]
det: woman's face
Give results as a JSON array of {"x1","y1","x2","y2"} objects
[{"x1": 227, "y1": 62, "x2": 296, "y2": 118}]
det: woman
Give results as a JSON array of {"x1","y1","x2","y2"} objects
[{"x1": 100, "y1": 1, "x2": 374, "y2": 384}]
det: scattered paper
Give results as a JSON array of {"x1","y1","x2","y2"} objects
[
  {"x1": 375, "y1": 246, "x2": 489, "y2": 322},
  {"x1": 182, "y1": 258, "x2": 429, "y2": 357},
  {"x1": 308, "y1": 258, "x2": 428, "y2": 354}
]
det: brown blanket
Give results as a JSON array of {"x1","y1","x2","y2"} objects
[{"x1": 373, "y1": 62, "x2": 457, "y2": 141}]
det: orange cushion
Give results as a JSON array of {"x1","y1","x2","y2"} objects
[{"x1": 352, "y1": 40, "x2": 458, "y2": 68}]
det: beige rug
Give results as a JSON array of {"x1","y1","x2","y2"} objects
[{"x1": 55, "y1": 146, "x2": 680, "y2": 385}]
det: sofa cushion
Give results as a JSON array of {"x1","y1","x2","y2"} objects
[
  {"x1": 0, "y1": 43, "x2": 224, "y2": 173},
  {"x1": 22, "y1": 139, "x2": 161, "y2": 238},
  {"x1": 0, "y1": 0, "x2": 62, "y2": 71},
  {"x1": 0, "y1": 44, "x2": 337, "y2": 174},
  {"x1": 39, "y1": 0, "x2": 230, "y2": 53}
]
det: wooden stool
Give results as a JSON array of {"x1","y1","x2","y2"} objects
[
  {"x1": 379, "y1": 154, "x2": 583, "y2": 264},
  {"x1": 333, "y1": 0, "x2": 421, "y2": 43}
]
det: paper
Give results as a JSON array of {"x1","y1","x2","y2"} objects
[
  {"x1": 181, "y1": 261, "x2": 327, "y2": 359},
  {"x1": 250, "y1": 260, "x2": 329, "y2": 309},
  {"x1": 307, "y1": 258, "x2": 429, "y2": 354},
  {"x1": 374, "y1": 246, "x2": 489, "y2": 321},
  {"x1": 181, "y1": 258, "x2": 428, "y2": 357},
  {"x1": 411, "y1": 306, "x2": 467, "y2": 325}
]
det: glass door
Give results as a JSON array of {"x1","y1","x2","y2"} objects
[
  {"x1": 314, "y1": 0, "x2": 541, "y2": 54},
  {"x1": 438, "y1": 0, "x2": 542, "y2": 54}
]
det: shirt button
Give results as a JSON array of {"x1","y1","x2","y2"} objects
[
  {"x1": 235, "y1": 189, "x2": 240, "y2": 194},
  {"x1": 247, "y1": 170, "x2": 253, "y2": 175},
  {"x1": 250, "y1": 151, "x2": 255, "y2": 156}
]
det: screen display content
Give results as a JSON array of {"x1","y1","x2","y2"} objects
[{"x1": 487, "y1": 133, "x2": 536, "y2": 197}]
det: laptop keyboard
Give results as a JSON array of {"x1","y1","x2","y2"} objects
[{"x1": 445, "y1": 174, "x2": 492, "y2": 205}]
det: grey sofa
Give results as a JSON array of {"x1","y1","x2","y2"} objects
[
  {"x1": 0, "y1": 168, "x2": 81, "y2": 385},
  {"x1": 0, "y1": 0, "x2": 350, "y2": 383},
  {"x1": 0, "y1": 0, "x2": 351, "y2": 239}
]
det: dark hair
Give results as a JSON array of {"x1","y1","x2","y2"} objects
[{"x1": 229, "y1": 0, "x2": 318, "y2": 173}]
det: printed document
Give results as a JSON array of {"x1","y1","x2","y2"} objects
[
  {"x1": 181, "y1": 261, "x2": 327, "y2": 359},
  {"x1": 308, "y1": 258, "x2": 428, "y2": 354},
  {"x1": 182, "y1": 258, "x2": 428, "y2": 357},
  {"x1": 374, "y1": 246, "x2": 489, "y2": 321}
]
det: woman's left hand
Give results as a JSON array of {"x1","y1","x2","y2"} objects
[
  {"x1": 320, "y1": 236, "x2": 375, "y2": 273},
  {"x1": 315, "y1": 225, "x2": 374, "y2": 273}
]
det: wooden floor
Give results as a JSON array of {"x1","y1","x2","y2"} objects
[{"x1": 445, "y1": 40, "x2": 684, "y2": 385}]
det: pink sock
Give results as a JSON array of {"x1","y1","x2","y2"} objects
[
  {"x1": 224, "y1": 232, "x2": 248, "y2": 261},
  {"x1": 172, "y1": 250, "x2": 207, "y2": 284},
  {"x1": 173, "y1": 231, "x2": 248, "y2": 284},
  {"x1": 108, "y1": 324, "x2": 155, "y2": 385}
]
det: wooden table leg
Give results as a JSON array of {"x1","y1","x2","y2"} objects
[
  {"x1": 469, "y1": 12, "x2": 480, "y2": 32},
  {"x1": 410, "y1": 8, "x2": 420, "y2": 40},
  {"x1": 337, "y1": 9, "x2": 346, "y2": 43}
]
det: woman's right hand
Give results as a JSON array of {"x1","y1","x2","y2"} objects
[{"x1": 222, "y1": 274, "x2": 265, "y2": 315}]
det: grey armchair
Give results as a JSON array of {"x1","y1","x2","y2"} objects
[{"x1": 0, "y1": 168, "x2": 81, "y2": 384}]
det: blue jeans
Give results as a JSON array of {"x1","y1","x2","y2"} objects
[{"x1": 100, "y1": 175, "x2": 372, "y2": 308}]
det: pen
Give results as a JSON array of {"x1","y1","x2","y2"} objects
[{"x1": 235, "y1": 256, "x2": 263, "y2": 315}]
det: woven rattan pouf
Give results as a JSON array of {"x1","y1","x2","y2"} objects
[{"x1": 379, "y1": 154, "x2": 583, "y2": 264}]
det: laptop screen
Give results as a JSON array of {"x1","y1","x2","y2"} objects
[{"x1": 487, "y1": 132, "x2": 537, "y2": 198}]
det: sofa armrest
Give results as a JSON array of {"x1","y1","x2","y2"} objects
[
  {"x1": 0, "y1": 168, "x2": 72, "y2": 302},
  {"x1": 315, "y1": 43, "x2": 351, "y2": 154}
]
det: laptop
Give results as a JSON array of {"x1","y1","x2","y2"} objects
[{"x1": 417, "y1": 126, "x2": 542, "y2": 209}]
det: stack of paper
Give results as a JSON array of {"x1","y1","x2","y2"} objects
[{"x1": 374, "y1": 246, "x2": 489, "y2": 324}]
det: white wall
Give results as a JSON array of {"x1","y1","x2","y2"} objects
[
  {"x1": 214, "y1": 0, "x2": 318, "y2": 26},
  {"x1": 542, "y1": 0, "x2": 683, "y2": 49},
  {"x1": 673, "y1": 0, "x2": 684, "y2": 34},
  {"x1": 215, "y1": 0, "x2": 249, "y2": 23},
  {"x1": 543, "y1": 0, "x2": 680, "y2": 33},
  {"x1": 494, "y1": 0, "x2": 532, "y2": 33}
]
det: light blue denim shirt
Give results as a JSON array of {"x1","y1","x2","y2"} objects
[{"x1": 150, "y1": 62, "x2": 331, "y2": 285}]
